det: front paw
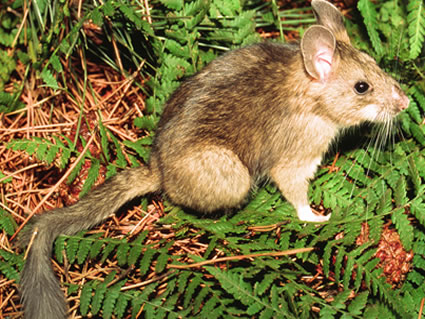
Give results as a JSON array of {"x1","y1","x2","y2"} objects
[{"x1": 297, "y1": 205, "x2": 330, "y2": 222}]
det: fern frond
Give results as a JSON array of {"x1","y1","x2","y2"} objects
[
  {"x1": 91, "y1": 280, "x2": 108, "y2": 315},
  {"x1": 407, "y1": 0, "x2": 425, "y2": 59},
  {"x1": 41, "y1": 67, "x2": 60, "y2": 89},
  {"x1": 139, "y1": 248, "x2": 157, "y2": 275},
  {"x1": 116, "y1": 243, "x2": 130, "y2": 266},
  {"x1": 66, "y1": 235, "x2": 81, "y2": 264},
  {"x1": 8, "y1": 137, "x2": 71, "y2": 166},
  {"x1": 0, "y1": 91, "x2": 25, "y2": 113},
  {"x1": 357, "y1": 0, "x2": 385, "y2": 56},
  {"x1": 79, "y1": 281, "x2": 93, "y2": 316},
  {"x1": 0, "y1": 249, "x2": 22, "y2": 282},
  {"x1": 206, "y1": 267, "x2": 289, "y2": 318},
  {"x1": 102, "y1": 280, "x2": 127, "y2": 319},
  {"x1": 411, "y1": 198, "x2": 425, "y2": 226},
  {"x1": 115, "y1": 293, "x2": 132, "y2": 319},
  {"x1": 0, "y1": 207, "x2": 17, "y2": 235},
  {"x1": 159, "y1": 0, "x2": 183, "y2": 11}
]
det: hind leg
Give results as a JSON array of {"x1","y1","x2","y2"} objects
[
  {"x1": 270, "y1": 157, "x2": 330, "y2": 222},
  {"x1": 161, "y1": 146, "x2": 251, "y2": 213}
]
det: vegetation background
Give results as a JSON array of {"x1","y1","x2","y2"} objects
[{"x1": 0, "y1": 0, "x2": 425, "y2": 317}]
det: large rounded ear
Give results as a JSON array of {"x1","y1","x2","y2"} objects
[
  {"x1": 311, "y1": 0, "x2": 350, "y2": 44},
  {"x1": 301, "y1": 25, "x2": 337, "y2": 82}
]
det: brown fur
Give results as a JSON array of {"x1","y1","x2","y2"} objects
[{"x1": 20, "y1": 1, "x2": 409, "y2": 318}]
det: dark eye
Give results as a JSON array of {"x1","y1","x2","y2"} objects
[{"x1": 354, "y1": 81, "x2": 370, "y2": 95}]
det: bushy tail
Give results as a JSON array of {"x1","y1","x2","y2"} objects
[{"x1": 20, "y1": 166, "x2": 160, "y2": 319}]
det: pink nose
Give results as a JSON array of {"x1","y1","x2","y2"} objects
[{"x1": 392, "y1": 86, "x2": 409, "y2": 111}]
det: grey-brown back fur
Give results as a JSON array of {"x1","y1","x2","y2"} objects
[{"x1": 20, "y1": 1, "x2": 409, "y2": 318}]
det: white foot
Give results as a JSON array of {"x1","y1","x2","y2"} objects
[{"x1": 297, "y1": 205, "x2": 330, "y2": 222}]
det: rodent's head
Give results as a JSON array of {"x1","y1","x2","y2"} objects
[{"x1": 300, "y1": 0, "x2": 409, "y2": 127}]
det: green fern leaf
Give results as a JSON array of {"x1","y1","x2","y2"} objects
[
  {"x1": 247, "y1": 301, "x2": 264, "y2": 316},
  {"x1": 0, "y1": 259, "x2": 20, "y2": 282},
  {"x1": 100, "y1": 241, "x2": 118, "y2": 263},
  {"x1": 66, "y1": 236, "x2": 80, "y2": 264},
  {"x1": 199, "y1": 296, "x2": 221, "y2": 318},
  {"x1": 116, "y1": 242, "x2": 130, "y2": 266},
  {"x1": 323, "y1": 241, "x2": 337, "y2": 277},
  {"x1": 0, "y1": 91, "x2": 25, "y2": 113},
  {"x1": 127, "y1": 245, "x2": 142, "y2": 267},
  {"x1": 185, "y1": 9, "x2": 207, "y2": 30},
  {"x1": 0, "y1": 250, "x2": 21, "y2": 282},
  {"x1": 206, "y1": 267, "x2": 282, "y2": 316},
  {"x1": 89, "y1": 237, "x2": 105, "y2": 259},
  {"x1": 256, "y1": 273, "x2": 278, "y2": 296},
  {"x1": 131, "y1": 283, "x2": 159, "y2": 318},
  {"x1": 407, "y1": 269, "x2": 424, "y2": 285},
  {"x1": 115, "y1": 293, "x2": 131, "y2": 319},
  {"x1": 91, "y1": 281, "x2": 108, "y2": 315},
  {"x1": 342, "y1": 221, "x2": 362, "y2": 246},
  {"x1": 159, "y1": 0, "x2": 183, "y2": 10},
  {"x1": 35, "y1": 139, "x2": 48, "y2": 162},
  {"x1": 334, "y1": 246, "x2": 346, "y2": 284},
  {"x1": 259, "y1": 307, "x2": 274, "y2": 319},
  {"x1": 193, "y1": 286, "x2": 209, "y2": 314},
  {"x1": 392, "y1": 208, "x2": 414, "y2": 250},
  {"x1": 406, "y1": 98, "x2": 422, "y2": 124},
  {"x1": 80, "y1": 159, "x2": 100, "y2": 197},
  {"x1": 376, "y1": 188, "x2": 392, "y2": 214},
  {"x1": 80, "y1": 282, "x2": 93, "y2": 316},
  {"x1": 49, "y1": 53, "x2": 63, "y2": 73},
  {"x1": 408, "y1": 156, "x2": 422, "y2": 193},
  {"x1": 333, "y1": 289, "x2": 352, "y2": 311},
  {"x1": 343, "y1": 255, "x2": 355, "y2": 288},
  {"x1": 411, "y1": 85, "x2": 425, "y2": 112},
  {"x1": 393, "y1": 175, "x2": 408, "y2": 207},
  {"x1": 8, "y1": 137, "x2": 66, "y2": 165},
  {"x1": 102, "y1": 280, "x2": 127, "y2": 319},
  {"x1": 348, "y1": 291, "x2": 369, "y2": 315},
  {"x1": 140, "y1": 248, "x2": 156, "y2": 275},
  {"x1": 54, "y1": 236, "x2": 66, "y2": 263},
  {"x1": 410, "y1": 123, "x2": 425, "y2": 145},
  {"x1": 357, "y1": 0, "x2": 384, "y2": 56},
  {"x1": 407, "y1": 0, "x2": 425, "y2": 59},
  {"x1": 183, "y1": 0, "x2": 207, "y2": 16},
  {"x1": 45, "y1": 143, "x2": 59, "y2": 165},
  {"x1": 183, "y1": 274, "x2": 201, "y2": 308},
  {"x1": 40, "y1": 67, "x2": 60, "y2": 90},
  {"x1": 77, "y1": 237, "x2": 92, "y2": 264},
  {"x1": 164, "y1": 39, "x2": 190, "y2": 58},
  {"x1": 213, "y1": 0, "x2": 240, "y2": 15},
  {"x1": 0, "y1": 208, "x2": 17, "y2": 235},
  {"x1": 411, "y1": 198, "x2": 425, "y2": 226},
  {"x1": 67, "y1": 284, "x2": 79, "y2": 296},
  {"x1": 155, "y1": 242, "x2": 174, "y2": 273},
  {"x1": 399, "y1": 111, "x2": 412, "y2": 134}
]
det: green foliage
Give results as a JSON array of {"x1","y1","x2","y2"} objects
[
  {"x1": 407, "y1": 0, "x2": 425, "y2": 59},
  {"x1": 0, "y1": 207, "x2": 17, "y2": 236},
  {"x1": 357, "y1": 0, "x2": 385, "y2": 57},
  {"x1": 1, "y1": 0, "x2": 425, "y2": 318},
  {"x1": 0, "y1": 249, "x2": 23, "y2": 283}
]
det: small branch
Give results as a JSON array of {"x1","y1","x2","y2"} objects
[{"x1": 167, "y1": 247, "x2": 314, "y2": 269}]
